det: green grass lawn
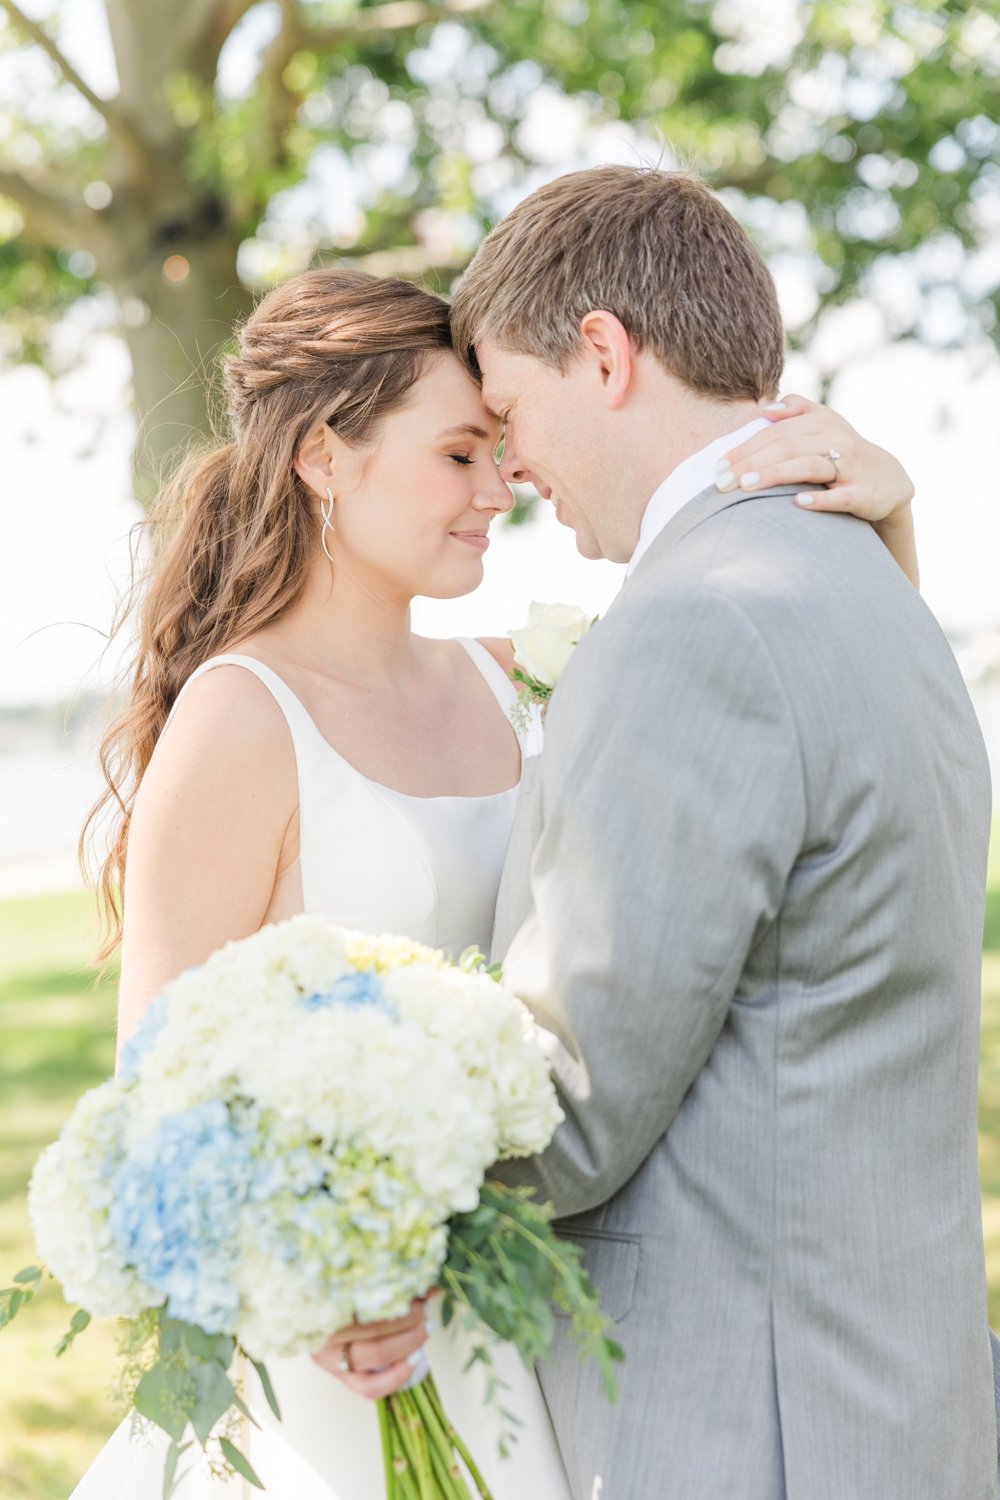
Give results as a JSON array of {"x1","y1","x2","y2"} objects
[
  {"x1": 3, "y1": 868, "x2": 1000, "y2": 1498},
  {"x1": 0, "y1": 894, "x2": 120, "y2": 1500}
]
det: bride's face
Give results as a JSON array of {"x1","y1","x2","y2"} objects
[{"x1": 321, "y1": 351, "x2": 512, "y2": 601}]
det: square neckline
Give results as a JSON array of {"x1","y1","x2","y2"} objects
[{"x1": 189, "y1": 640, "x2": 524, "y2": 803}]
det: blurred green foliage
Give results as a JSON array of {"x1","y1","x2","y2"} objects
[
  {"x1": 0, "y1": 0, "x2": 997, "y2": 477},
  {"x1": 0, "y1": 893, "x2": 119, "y2": 1500}
]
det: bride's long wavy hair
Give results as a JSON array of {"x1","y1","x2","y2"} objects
[{"x1": 83, "y1": 268, "x2": 453, "y2": 957}]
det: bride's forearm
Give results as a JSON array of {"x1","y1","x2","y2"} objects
[{"x1": 873, "y1": 501, "x2": 920, "y2": 590}]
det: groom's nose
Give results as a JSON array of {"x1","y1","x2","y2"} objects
[
  {"x1": 497, "y1": 441, "x2": 525, "y2": 485},
  {"x1": 499, "y1": 442, "x2": 551, "y2": 499}
]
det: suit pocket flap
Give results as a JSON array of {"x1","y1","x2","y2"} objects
[{"x1": 554, "y1": 1228, "x2": 640, "y2": 1324}]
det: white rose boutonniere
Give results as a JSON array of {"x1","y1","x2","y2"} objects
[{"x1": 508, "y1": 601, "x2": 595, "y2": 727}]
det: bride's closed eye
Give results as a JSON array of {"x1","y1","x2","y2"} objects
[{"x1": 449, "y1": 454, "x2": 475, "y2": 466}]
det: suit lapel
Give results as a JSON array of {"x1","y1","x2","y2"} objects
[{"x1": 494, "y1": 479, "x2": 825, "y2": 960}]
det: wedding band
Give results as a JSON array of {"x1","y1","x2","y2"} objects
[
  {"x1": 826, "y1": 447, "x2": 842, "y2": 479},
  {"x1": 338, "y1": 1347, "x2": 352, "y2": 1373}
]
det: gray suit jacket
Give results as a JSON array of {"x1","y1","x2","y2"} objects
[{"x1": 492, "y1": 483, "x2": 996, "y2": 1500}]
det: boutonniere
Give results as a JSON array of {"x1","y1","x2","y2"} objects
[{"x1": 507, "y1": 601, "x2": 596, "y2": 728}]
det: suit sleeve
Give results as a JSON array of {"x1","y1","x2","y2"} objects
[{"x1": 492, "y1": 585, "x2": 807, "y2": 1218}]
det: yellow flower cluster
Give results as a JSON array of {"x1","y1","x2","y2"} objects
[{"x1": 347, "y1": 932, "x2": 446, "y2": 974}]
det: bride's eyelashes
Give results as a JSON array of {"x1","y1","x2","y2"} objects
[{"x1": 449, "y1": 454, "x2": 475, "y2": 466}]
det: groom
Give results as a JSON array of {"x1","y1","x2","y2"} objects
[{"x1": 443, "y1": 166, "x2": 996, "y2": 1500}]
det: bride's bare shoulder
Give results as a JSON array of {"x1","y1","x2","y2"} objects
[
  {"x1": 121, "y1": 661, "x2": 299, "y2": 1030},
  {"x1": 474, "y1": 637, "x2": 516, "y2": 677},
  {"x1": 137, "y1": 662, "x2": 295, "y2": 814}
]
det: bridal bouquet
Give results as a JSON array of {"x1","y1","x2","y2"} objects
[{"x1": 1, "y1": 916, "x2": 620, "y2": 1499}]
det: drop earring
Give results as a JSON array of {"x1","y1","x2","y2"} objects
[{"x1": 320, "y1": 486, "x2": 335, "y2": 564}]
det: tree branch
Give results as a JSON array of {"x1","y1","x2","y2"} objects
[
  {"x1": 305, "y1": 0, "x2": 496, "y2": 46},
  {"x1": 0, "y1": 166, "x2": 94, "y2": 246},
  {"x1": 256, "y1": 0, "x2": 306, "y2": 165},
  {"x1": 0, "y1": 0, "x2": 141, "y2": 159},
  {"x1": 191, "y1": 0, "x2": 267, "y2": 79}
]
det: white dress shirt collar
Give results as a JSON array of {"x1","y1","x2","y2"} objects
[{"x1": 625, "y1": 416, "x2": 769, "y2": 579}]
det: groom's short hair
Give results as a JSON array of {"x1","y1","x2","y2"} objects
[{"x1": 450, "y1": 165, "x2": 785, "y2": 402}]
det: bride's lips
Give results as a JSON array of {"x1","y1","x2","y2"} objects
[{"x1": 450, "y1": 530, "x2": 490, "y2": 551}]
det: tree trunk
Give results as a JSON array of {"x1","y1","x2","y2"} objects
[
  {"x1": 116, "y1": 233, "x2": 253, "y2": 500},
  {"x1": 97, "y1": 0, "x2": 257, "y2": 501}
]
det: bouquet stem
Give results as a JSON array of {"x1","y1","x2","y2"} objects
[{"x1": 380, "y1": 1373, "x2": 493, "y2": 1500}]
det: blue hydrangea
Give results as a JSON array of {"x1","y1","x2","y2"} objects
[
  {"x1": 301, "y1": 970, "x2": 389, "y2": 1012},
  {"x1": 248, "y1": 1141, "x2": 327, "y2": 1201},
  {"x1": 117, "y1": 991, "x2": 170, "y2": 1079},
  {"x1": 108, "y1": 1099, "x2": 253, "y2": 1331}
]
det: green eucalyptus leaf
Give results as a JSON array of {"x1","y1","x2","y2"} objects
[
  {"x1": 159, "y1": 1319, "x2": 187, "y2": 1357},
  {"x1": 183, "y1": 1324, "x2": 235, "y2": 1367},
  {"x1": 189, "y1": 1360, "x2": 236, "y2": 1444},
  {"x1": 250, "y1": 1358, "x2": 282, "y2": 1422},
  {"x1": 219, "y1": 1437, "x2": 265, "y2": 1489},
  {"x1": 12, "y1": 1266, "x2": 42, "y2": 1286},
  {"x1": 55, "y1": 1308, "x2": 93, "y2": 1357},
  {"x1": 229, "y1": 1388, "x2": 261, "y2": 1430},
  {"x1": 134, "y1": 1364, "x2": 190, "y2": 1441}
]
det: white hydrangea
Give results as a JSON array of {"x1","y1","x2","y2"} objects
[
  {"x1": 29, "y1": 1080, "x2": 160, "y2": 1317},
  {"x1": 382, "y1": 963, "x2": 563, "y2": 1157},
  {"x1": 25, "y1": 916, "x2": 562, "y2": 1357}
]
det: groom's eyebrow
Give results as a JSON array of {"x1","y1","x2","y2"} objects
[{"x1": 435, "y1": 423, "x2": 493, "y2": 440}]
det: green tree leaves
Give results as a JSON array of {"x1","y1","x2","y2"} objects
[{"x1": 0, "y1": 1, "x2": 996, "y2": 487}]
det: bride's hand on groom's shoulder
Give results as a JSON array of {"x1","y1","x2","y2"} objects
[
  {"x1": 311, "y1": 1295, "x2": 433, "y2": 1399},
  {"x1": 720, "y1": 393, "x2": 915, "y2": 524}
]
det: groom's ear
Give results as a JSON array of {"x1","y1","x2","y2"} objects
[{"x1": 577, "y1": 310, "x2": 635, "y2": 411}]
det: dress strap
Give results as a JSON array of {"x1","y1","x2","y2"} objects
[
  {"x1": 456, "y1": 638, "x2": 518, "y2": 715},
  {"x1": 164, "y1": 653, "x2": 320, "y2": 745},
  {"x1": 456, "y1": 637, "x2": 544, "y2": 760}
]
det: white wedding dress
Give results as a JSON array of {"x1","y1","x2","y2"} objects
[{"x1": 70, "y1": 639, "x2": 572, "y2": 1500}]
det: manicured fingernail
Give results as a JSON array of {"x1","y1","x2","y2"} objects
[
  {"x1": 716, "y1": 469, "x2": 736, "y2": 491},
  {"x1": 795, "y1": 493, "x2": 815, "y2": 506},
  {"x1": 739, "y1": 471, "x2": 761, "y2": 489},
  {"x1": 714, "y1": 457, "x2": 732, "y2": 474},
  {"x1": 424, "y1": 1308, "x2": 437, "y2": 1338},
  {"x1": 764, "y1": 400, "x2": 786, "y2": 410}
]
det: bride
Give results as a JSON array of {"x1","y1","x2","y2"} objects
[{"x1": 71, "y1": 265, "x2": 918, "y2": 1497}]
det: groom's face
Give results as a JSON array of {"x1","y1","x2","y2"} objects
[{"x1": 476, "y1": 340, "x2": 606, "y2": 560}]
